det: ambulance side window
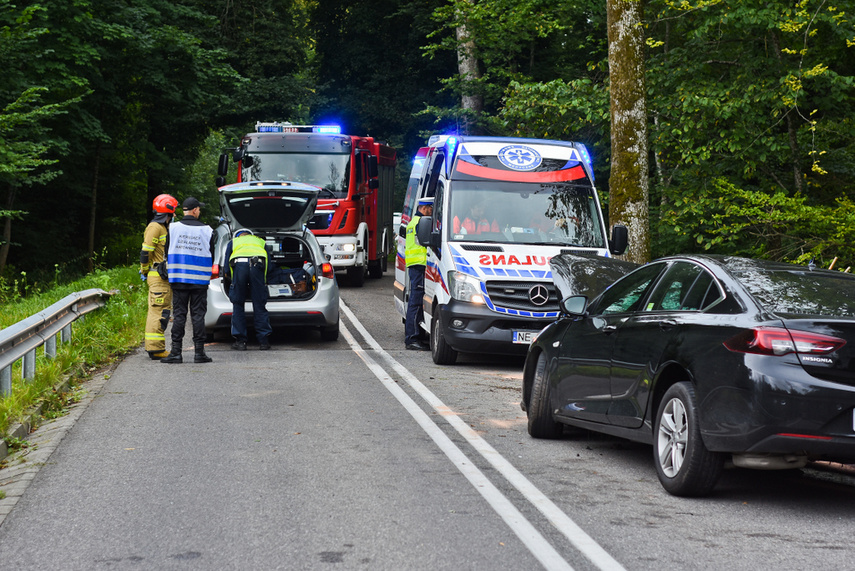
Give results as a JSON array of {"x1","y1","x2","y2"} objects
[
  {"x1": 432, "y1": 183, "x2": 445, "y2": 259},
  {"x1": 423, "y1": 152, "x2": 445, "y2": 198}
]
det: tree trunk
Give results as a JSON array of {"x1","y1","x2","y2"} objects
[
  {"x1": 607, "y1": 0, "x2": 650, "y2": 264},
  {"x1": 87, "y1": 141, "x2": 102, "y2": 273},
  {"x1": 0, "y1": 185, "x2": 18, "y2": 275},
  {"x1": 455, "y1": 1, "x2": 483, "y2": 135}
]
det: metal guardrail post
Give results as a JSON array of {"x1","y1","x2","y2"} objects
[
  {"x1": 62, "y1": 323, "x2": 72, "y2": 343},
  {"x1": 23, "y1": 349, "x2": 36, "y2": 380},
  {"x1": 1, "y1": 367, "x2": 10, "y2": 397},
  {"x1": 45, "y1": 333, "x2": 57, "y2": 359}
]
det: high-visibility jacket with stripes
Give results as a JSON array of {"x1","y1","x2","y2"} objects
[{"x1": 167, "y1": 219, "x2": 213, "y2": 286}]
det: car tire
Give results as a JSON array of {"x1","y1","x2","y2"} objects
[
  {"x1": 347, "y1": 265, "x2": 365, "y2": 287},
  {"x1": 431, "y1": 313, "x2": 457, "y2": 365},
  {"x1": 654, "y1": 382, "x2": 724, "y2": 497},
  {"x1": 320, "y1": 320, "x2": 340, "y2": 342},
  {"x1": 527, "y1": 352, "x2": 563, "y2": 438}
]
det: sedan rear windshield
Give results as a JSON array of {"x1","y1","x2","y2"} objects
[{"x1": 729, "y1": 266, "x2": 855, "y2": 317}]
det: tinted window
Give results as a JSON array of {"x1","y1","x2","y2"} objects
[
  {"x1": 594, "y1": 263, "x2": 665, "y2": 315},
  {"x1": 727, "y1": 265, "x2": 855, "y2": 317},
  {"x1": 645, "y1": 262, "x2": 722, "y2": 311}
]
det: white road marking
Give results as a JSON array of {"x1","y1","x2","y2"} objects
[
  {"x1": 339, "y1": 320, "x2": 574, "y2": 571},
  {"x1": 340, "y1": 300, "x2": 626, "y2": 571}
]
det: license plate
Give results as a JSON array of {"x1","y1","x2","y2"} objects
[
  {"x1": 268, "y1": 284, "x2": 292, "y2": 297},
  {"x1": 513, "y1": 331, "x2": 537, "y2": 344}
]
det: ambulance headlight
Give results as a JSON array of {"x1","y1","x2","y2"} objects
[{"x1": 448, "y1": 271, "x2": 485, "y2": 304}]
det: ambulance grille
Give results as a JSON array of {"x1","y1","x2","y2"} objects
[
  {"x1": 461, "y1": 244, "x2": 504, "y2": 252},
  {"x1": 485, "y1": 280, "x2": 559, "y2": 312}
]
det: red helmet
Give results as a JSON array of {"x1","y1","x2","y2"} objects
[{"x1": 152, "y1": 194, "x2": 178, "y2": 214}]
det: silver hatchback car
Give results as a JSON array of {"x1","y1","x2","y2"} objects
[{"x1": 205, "y1": 181, "x2": 340, "y2": 341}]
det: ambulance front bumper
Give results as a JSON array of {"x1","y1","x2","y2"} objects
[{"x1": 436, "y1": 300, "x2": 555, "y2": 356}]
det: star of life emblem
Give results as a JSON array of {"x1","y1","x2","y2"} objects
[{"x1": 498, "y1": 145, "x2": 543, "y2": 171}]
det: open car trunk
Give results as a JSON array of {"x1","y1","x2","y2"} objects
[{"x1": 264, "y1": 234, "x2": 319, "y2": 300}]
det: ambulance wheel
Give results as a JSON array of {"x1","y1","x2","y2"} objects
[
  {"x1": 431, "y1": 314, "x2": 458, "y2": 365},
  {"x1": 347, "y1": 265, "x2": 365, "y2": 287},
  {"x1": 320, "y1": 320, "x2": 340, "y2": 342}
]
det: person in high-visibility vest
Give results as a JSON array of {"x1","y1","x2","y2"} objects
[
  {"x1": 404, "y1": 196, "x2": 433, "y2": 351},
  {"x1": 224, "y1": 229, "x2": 272, "y2": 351},
  {"x1": 161, "y1": 197, "x2": 215, "y2": 364},
  {"x1": 140, "y1": 194, "x2": 178, "y2": 359}
]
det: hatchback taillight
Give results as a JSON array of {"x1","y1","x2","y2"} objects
[
  {"x1": 211, "y1": 264, "x2": 220, "y2": 279},
  {"x1": 321, "y1": 262, "x2": 335, "y2": 279},
  {"x1": 724, "y1": 327, "x2": 846, "y2": 356}
]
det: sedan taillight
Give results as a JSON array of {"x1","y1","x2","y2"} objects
[
  {"x1": 321, "y1": 262, "x2": 335, "y2": 280},
  {"x1": 724, "y1": 327, "x2": 846, "y2": 356}
]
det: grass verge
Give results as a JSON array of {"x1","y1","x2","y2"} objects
[{"x1": 0, "y1": 266, "x2": 146, "y2": 438}]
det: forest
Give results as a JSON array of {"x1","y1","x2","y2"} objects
[{"x1": 1, "y1": 0, "x2": 853, "y2": 288}]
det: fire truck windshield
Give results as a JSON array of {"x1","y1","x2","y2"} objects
[{"x1": 243, "y1": 152, "x2": 351, "y2": 198}]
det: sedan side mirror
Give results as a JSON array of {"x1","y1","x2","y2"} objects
[
  {"x1": 609, "y1": 224, "x2": 628, "y2": 256},
  {"x1": 561, "y1": 295, "x2": 588, "y2": 316}
]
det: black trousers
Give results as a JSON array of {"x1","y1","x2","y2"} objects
[{"x1": 171, "y1": 286, "x2": 208, "y2": 350}]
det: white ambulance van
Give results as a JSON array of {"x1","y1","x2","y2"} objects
[{"x1": 394, "y1": 135, "x2": 627, "y2": 364}]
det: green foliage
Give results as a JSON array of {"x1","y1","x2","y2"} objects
[
  {"x1": 0, "y1": 266, "x2": 146, "y2": 435},
  {"x1": 658, "y1": 177, "x2": 855, "y2": 266}
]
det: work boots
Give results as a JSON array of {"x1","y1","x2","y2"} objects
[
  {"x1": 160, "y1": 351, "x2": 183, "y2": 364},
  {"x1": 194, "y1": 344, "x2": 212, "y2": 363}
]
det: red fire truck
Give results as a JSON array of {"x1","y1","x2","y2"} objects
[{"x1": 217, "y1": 122, "x2": 396, "y2": 286}]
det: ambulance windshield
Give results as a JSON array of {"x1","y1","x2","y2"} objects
[
  {"x1": 447, "y1": 182, "x2": 605, "y2": 248},
  {"x1": 242, "y1": 152, "x2": 351, "y2": 199}
]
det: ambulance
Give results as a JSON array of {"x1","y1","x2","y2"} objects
[{"x1": 394, "y1": 135, "x2": 627, "y2": 364}]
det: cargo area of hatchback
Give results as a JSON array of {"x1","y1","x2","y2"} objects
[{"x1": 263, "y1": 234, "x2": 318, "y2": 300}]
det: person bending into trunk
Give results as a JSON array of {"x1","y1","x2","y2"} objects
[{"x1": 224, "y1": 229, "x2": 272, "y2": 351}]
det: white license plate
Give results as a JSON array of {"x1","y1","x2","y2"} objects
[
  {"x1": 268, "y1": 284, "x2": 292, "y2": 297},
  {"x1": 513, "y1": 331, "x2": 537, "y2": 344}
]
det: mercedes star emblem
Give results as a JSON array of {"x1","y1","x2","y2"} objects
[{"x1": 528, "y1": 284, "x2": 549, "y2": 306}]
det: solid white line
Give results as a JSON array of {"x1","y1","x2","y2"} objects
[
  {"x1": 339, "y1": 320, "x2": 574, "y2": 571},
  {"x1": 340, "y1": 300, "x2": 626, "y2": 571}
]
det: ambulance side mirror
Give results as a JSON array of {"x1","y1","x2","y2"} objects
[
  {"x1": 609, "y1": 224, "x2": 628, "y2": 256},
  {"x1": 416, "y1": 216, "x2": 432, "y2": 247}
]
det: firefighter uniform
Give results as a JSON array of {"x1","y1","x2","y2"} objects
[{"x1": 141, "y1": 219, "x2": 172, "y2": 358}]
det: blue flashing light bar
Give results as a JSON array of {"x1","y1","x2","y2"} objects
[
  {"x1": 578, "y1": 144, "x2": 595, "y2": 182},
  {"x1": 445, "y1": 136, "x2": 459, "y2": 158},
  {"x1": 254, "y1": 122, "x2": 342, "y2": 135},
  {"x1": 314, "y1": 125, "x2": 341, "y2": 134}
]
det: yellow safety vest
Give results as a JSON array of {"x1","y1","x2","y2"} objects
[
  {"x1": 230, "y1": 234, "x2": 268, "y2": 273},
  {"x1": 405, "y1": 215, "x2": 427, "y2": 267}
]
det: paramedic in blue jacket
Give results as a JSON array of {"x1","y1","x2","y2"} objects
[
  {"x1": 161, "y1": 197, "x2": 215, "y2": 364},
  {"x1": 224, "y1": 229, "x2": 272, "y2": 351}
]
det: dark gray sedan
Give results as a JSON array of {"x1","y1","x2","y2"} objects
[{"x1": 522, "y1": 254, "x2": 855, "y2": 496}]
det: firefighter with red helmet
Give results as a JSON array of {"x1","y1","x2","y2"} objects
[{"x1": 140, "y1": 194, "x2": 178, "y2": 359}]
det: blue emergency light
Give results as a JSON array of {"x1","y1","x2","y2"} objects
[
  {"x1": 578, "y1": 144, "x2": 594, "y2": 181},
  {"x1": 314, "y1": 125, "x2": 342, "y2": 134}
]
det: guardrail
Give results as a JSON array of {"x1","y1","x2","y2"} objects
[{"x1": 0, "y1": 288, "x2": 114, "y2": 396}]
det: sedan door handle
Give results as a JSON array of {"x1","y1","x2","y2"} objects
[
  {"x1": 603, "y1": 325, "x2": 617, "y2": 334},
  {"x1": 659, "y1": 319, "x2": 678, "y2": 330}
]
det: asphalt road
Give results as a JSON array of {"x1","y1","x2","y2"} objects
[{"x1": 1, "y1": 272, "x2": 855, "y2": 570}]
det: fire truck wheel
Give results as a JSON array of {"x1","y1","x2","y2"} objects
[
  {"x1": 347, "y1": 265, "x2": 365, "y2": 287},
  {"x1": 368, "y1": 259, "x2": 383, "y2": 279}
]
